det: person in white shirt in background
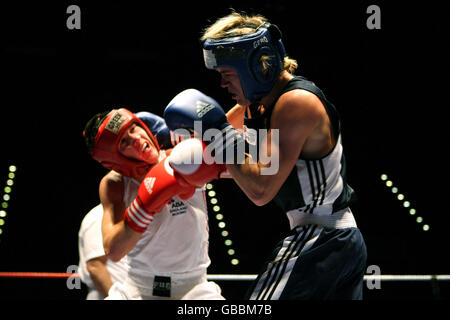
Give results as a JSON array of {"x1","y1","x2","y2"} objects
[{"x1": 78, "y1": 204, "x2": 128, "y2": 299}]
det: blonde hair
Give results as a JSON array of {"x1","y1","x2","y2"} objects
[{"x1": 201, "y1": 11, "x2": 298, "y2": 74}]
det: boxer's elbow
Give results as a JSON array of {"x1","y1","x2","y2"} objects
[
  {"x1": 109, "y1": 254, "x2": 124, "y2": 263},
  {"x1": 103, "y1": 239, "x2": 126, "y2": 263},
  {"x1": 105, "y1": 246, "x2": 126, "y2": 263},
  {"x1": 252, "y1": 196, "x2": 271, "y2": 207},
  {"x1": 103, "y1": 243, "x2": 117, "y2": 262},
  {"x1": 229, "y1": 163, "x2": 277, "y2": 206},
  {"x1": 245, "y1": 184, "x2": 274, "y2": 207},
  {"x1": 252, "y1": 194, "x2": 274, "y2": 207},
  {"x1": 103, "y1": 224, "x2": 140, "y2": 262},
  {"x1": 86, "y1": 258, "x2": 107, "y2": 275}
]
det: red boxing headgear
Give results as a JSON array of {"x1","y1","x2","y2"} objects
[{"x1": 91, "y1": 108, "x2": 160, "y2": 179}]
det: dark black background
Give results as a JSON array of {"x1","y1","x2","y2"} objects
[{"x1": 0, "y1": 0, "x2": 449, "y2": 300}]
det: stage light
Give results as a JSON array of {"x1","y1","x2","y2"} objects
[
  {"x1": 0, "y1": 165, "x2": 16, "y2": 238},
  {"x1": 380, "y1": 172, "x2": 430, "y2": 232},
  {"x1": 206, "y1": 183, "x2": 241, "y2": 267}
]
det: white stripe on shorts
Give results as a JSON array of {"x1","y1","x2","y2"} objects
[{"x1": 250, "y1": 225, "x2": 322, "y2": 300}]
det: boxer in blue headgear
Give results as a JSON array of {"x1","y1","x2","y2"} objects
[
  {"x1": 164, "y1": 11, "x2": 366, "y2": 300},
  {"x1": 203, "y1": 22, "x2": 286, "y2": 104}
]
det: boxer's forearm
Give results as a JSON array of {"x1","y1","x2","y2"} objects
[
  {"x1": 226, "y1": 157, "x2": 275, "y2": 206},
  {"x1": 103, "y1": 221, "x2": 140, "y2": 262},
  {"x1": 86, "y1": 257, "x2": 113, "y2": 298},
  {"x1": 225, "y1": 104, "x2": 245, "y2": 130}
]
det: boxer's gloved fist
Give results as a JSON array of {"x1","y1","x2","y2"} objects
[
  {"x1": 167, "y1": 138, "x2": 226, "y2": 187},
  {"x1": 136, "y1": 111, "x2": 189, "y2": 149},
  {"x1": 124, "y1": 158, "x2": 196, "y2": 233},
  {"x1": 164, "y1": 89, "x2": 227, "y2": 134},
  {"x1": 164, "y1": 89, "x2": 245, "y2": 164}
]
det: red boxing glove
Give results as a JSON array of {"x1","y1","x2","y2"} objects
[
  {"x1": 167, "y1": 138, "x2": 226, "y2": 187},
  {"x1": 124, "y1": 157, "x2": 196, "y2": 233}
]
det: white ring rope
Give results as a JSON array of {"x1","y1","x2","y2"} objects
[
  {"x1": 0, "y1": 272, "x2": 449, "y2": 281},
  {"x1": 206, "y1": 274, "x2": 450, "y2": 281}
]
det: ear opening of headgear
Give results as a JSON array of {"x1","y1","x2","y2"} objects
[
  {"x1": 91, "y1": 108, "x2": 160, "y2": 179},
  {"x1": 202, "y1": 22, "x2": 287, "y2": 104}
]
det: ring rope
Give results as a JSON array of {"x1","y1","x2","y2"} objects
[{"x1": 0, "y1": 272, "x2": 450, "y2": 281}]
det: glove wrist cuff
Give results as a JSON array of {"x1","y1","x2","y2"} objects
[
  {"x1": 124, "y1": 198, "x2": 155, "y2": 233},
  {"x1": 206, "y1": 124, "x2": 246, "y2": 165}
]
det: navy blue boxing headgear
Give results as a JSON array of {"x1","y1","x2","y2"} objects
[
  {"x1": 136, "y1": 111, "x2": 174, "y2": 149},
  {"x1": 202, "y1": 23, "x2": 286, "y2": 104}
]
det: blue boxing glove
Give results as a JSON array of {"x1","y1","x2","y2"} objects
[
  {"x1": 164, "y1": 89, "x2": 227, "y2": 134},
  {"x1": 164, "y1": 89, "x2": 245, "y2": 164},
  {"x1": 136, "y1": 111, "x2": 187, "y2": 149}
]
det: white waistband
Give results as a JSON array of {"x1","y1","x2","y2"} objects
[
  {"x1": 126, "y1": 268, "x2": 207, "y2": 293},
  {"x1": 286, "y1": 207, "x2": 357, "y2": 230},
  {"x1": 128, "y1": 267, "x2": 207, "y2": 283}
]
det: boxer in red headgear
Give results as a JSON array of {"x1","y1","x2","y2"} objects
[
  {"x1": 83, "y1": 108, "x2": 225, "y2": 300},
  {"x1": 89, "y1": 108, "x2": 161, "y2": 180}
]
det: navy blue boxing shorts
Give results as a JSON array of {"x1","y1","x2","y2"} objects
[{"x1": 247, "y1": 225, "x2": 367, "y2": 300}]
